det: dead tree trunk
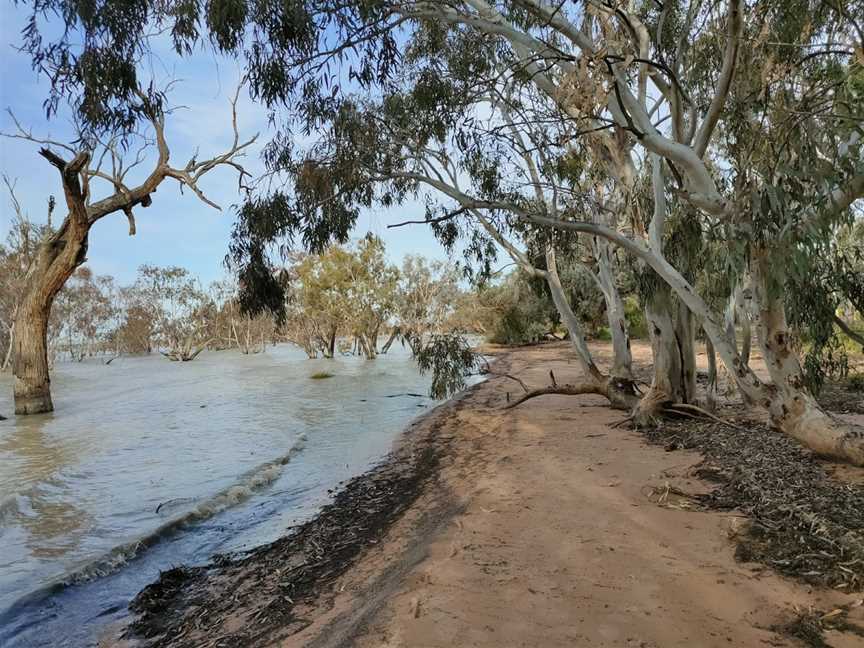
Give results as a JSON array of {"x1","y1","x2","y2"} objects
[{"x1": 5, "y1": 84, "x2": 256, "y2": 415}]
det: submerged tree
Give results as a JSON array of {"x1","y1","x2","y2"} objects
[
  {"x1": 385, "y1": 255, "x2": 461, "y2": 353},
  {"x1": 1, "y1": 87, "x2": 256, "y2": 412}
]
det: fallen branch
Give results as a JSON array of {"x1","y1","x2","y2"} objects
[
  {"x1": 665, "y1": 402, "x2": 750, "y2": 433},
  {"x1": 487, "y1": 372, "x2": 530, "y2": 393},
  {"x1": 504, "y1": 380, "x2": 606, "y2": 409}
]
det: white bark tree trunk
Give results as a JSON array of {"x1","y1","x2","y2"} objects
[
  {"x1": 750, "y1": 255, "x2": 864, "y2": 465},
  {"x1": 594, "y1": 238, "x2": 633, "y2": 379}
]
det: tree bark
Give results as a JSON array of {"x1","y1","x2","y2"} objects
[
  {"x1": 705, "y1": 335, "x2": 718, "y2": 412},
  {"x1": 643, "y1": 285, "x2": 692, "y2": 403},
  {"x1": 676, "y1": 299, "x2": 697, "y2": 403},
  {"x1": 750, "y1": 255, "x2": 864, "y2": 465},
  {"x1": 595, "y1": 238, "x2": 633, "y2": 379},
  {"x1": 13, "y1": 151, "x2": 92, "y2": 414},
  {"x1": 1, "y1": 321, "x2": 13, "y2": 372},
  {"x1": 328, "y1": 330, "x2": 337, "y2": 359},
  {"x1": 13, "y1": 298, "x2": 55, "y2": 414}
]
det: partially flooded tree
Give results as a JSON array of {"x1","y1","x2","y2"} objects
[
  {"x1": 1, "y1": 88, "x2": 256, "y2": 413},
  {"x1": 277, "y1": 237, "x2": 399, "y2": 359},
  {"x1": 131, "y1": 265, "x2": 213, "y2": 362},
  {"x1": 384, "y1": 256, "x2": 460, "y2": 353},
  {"x1": 203, "y1": 279, "x2": 275, "y2": 354}
]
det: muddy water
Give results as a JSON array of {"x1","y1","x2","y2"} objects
[{"x1": 0, "y1": 343, "x2": 451, "y2": 647}]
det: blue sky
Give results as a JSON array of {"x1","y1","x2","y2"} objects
[{"x1": 0, "y1": 4, "x2": 455, "y2": 285}]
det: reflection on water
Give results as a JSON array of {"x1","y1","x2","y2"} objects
[{"x1": 0, "y1": 343, "x2": 452, "y2": 646}]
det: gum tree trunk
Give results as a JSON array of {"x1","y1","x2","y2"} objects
[
  {"x1": 526, "y1": 199, "x2": 864, "y2": 465},
  {"x1": 676, "y1": 300, "x2": 697, "y2": 402},
  {"x1": 594, "y1": 237, "x2": 633, "y2": 379},
  {"x1": 1, "y1": 321, "x2": 13, "y2": 372},
  {"x1": 751, "y1": 256, "x2": 864, "y2": 465},
  {"x1": 13, "y1": 151, "x2": 92, "y2": 415},
  {"x1": 642, "y1": 285, "x2": 694, "y2": 409},
  {"x1": 380, "y1": 326, "x2": 400, "y2": 354},
  {"x1": 13, "y1": 296, "x2": 55, "y2": 414},
  {"x1": 543, "y1": 246, "x2": 638, "y2": 411},
  {"x1": 705, "y1": 335, "x2": 718, "y2": 411}
]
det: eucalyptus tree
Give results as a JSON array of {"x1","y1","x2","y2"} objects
[
  {"x1": 52, "y1": 267, "x2": 116, "y2": 361},
  {"x1": 131, "y1": 265, "x2": 214, "y2": 361},
  {"x1": 346, "y1": 235, "x2": 400, "y2": 358},
  {"x1": 386, "y1": 256, "x2": 461, "y2": 353},
  {"x1": 1, "y1": 88, "x2": 256, "y2": 413}
]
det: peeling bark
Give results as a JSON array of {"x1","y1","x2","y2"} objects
[
  {"x1": 638, "y1": 285, "x2": 695, "y2": 419},
  {"x1": 750, "y1": 255, "x2": 864, "y2": 465}
]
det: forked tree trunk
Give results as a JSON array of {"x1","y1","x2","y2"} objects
[
  {"x1": 542, "y1": 246, "x2": 638, "y2": 411},
  {"x1": 13, "y1": 151, "x2": 92, "y2": 415},
  {"x1": 526, "y1": 201, "x2": 864, "y2": 464},
  {"x1": 380, "y1": 327, "x2": 400, "y2": 354}
]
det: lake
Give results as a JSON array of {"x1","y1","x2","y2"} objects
[{"x1": 0, "y1": 342, "x2": 452, "y2": 647}]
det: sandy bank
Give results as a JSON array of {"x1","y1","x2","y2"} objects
[{"x1": 116, "y1": 342, "x2": 864, "y2": 648}]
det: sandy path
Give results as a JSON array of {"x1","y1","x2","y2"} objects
[{"x1": 292, "y1": 343, "x2": 864, "y2": 648}]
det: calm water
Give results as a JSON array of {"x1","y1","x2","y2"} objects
[{"x1": 0, "y1": 343, "x2": 451, "y2": 647}]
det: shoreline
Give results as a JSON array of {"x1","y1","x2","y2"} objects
[
  {"x1": 108, "y1": 352, "x2": 508, "y2": 647},
  {"x1": 114, "y1": 342, "x2": 864, "y2": 647}
]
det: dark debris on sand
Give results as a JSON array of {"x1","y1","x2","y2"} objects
[
  {"x1": 641, "y1": 416, "x2": 864, "y2": 592},
  {"x1": 125, "y1": 406, "x2": 452, "y2": 647},
  {"x1": 819, "y1": 380, "x2": 864, "y2": 415},
  {"x1": 771, "y1": 601, "x2": 864, "y2": 648}
]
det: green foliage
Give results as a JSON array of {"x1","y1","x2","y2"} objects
[
  {"x1": 624, "y1": 296, "x2": 649, "y2": 339},
  {"x1": 478, "y1": 271, "x2": 556, "y2": 346},
  {"x1": 309, "y1": 371, "x2": 333, "y2": 380},
  {"x1": 848, "y1": 373, "x2": 864, "y2": 393},
  {"x1": 414, "y1": 333, "x2": 479, "y2": 400},
  {"x1": 281, "y1": 235, "x2": 398, "y2": 359}
]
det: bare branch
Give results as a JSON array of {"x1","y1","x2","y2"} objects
[{"x1": 693, "y1": 0, "x2": 743, "y2": 157}]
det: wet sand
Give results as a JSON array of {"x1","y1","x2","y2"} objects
[{"x1": 116, "y1": 342, "x2": 864, "y2": 648}]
